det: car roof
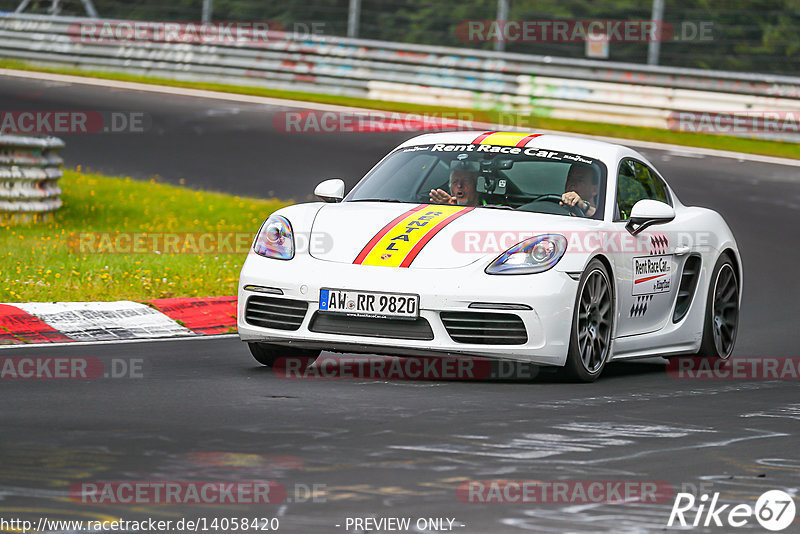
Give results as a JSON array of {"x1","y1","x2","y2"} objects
[{"x1": 396, "y1": 131, "x2": 647, "y2": 167}]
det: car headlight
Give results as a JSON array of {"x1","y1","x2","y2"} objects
[
  {"x1": 485, "y1": 234, "x2": 567, "y2": 275},
  {"x1": 253, "y1": 215, "x2": 294, "y2": 260}
]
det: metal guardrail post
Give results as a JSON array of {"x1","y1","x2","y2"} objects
[
  {"x1": 15, "y1": 0, "x2": 97, "y2": 17},
  {"x1": 647, "y1": 0, "x2": 665, "y2": 66},
  {"x1": 0, "y1": 135, "x2": 65, "y2": 224},
  {"x1": 347, "y1": 0, "x2": 361, "y2": 39},
  {"x1": 494, "y1": 0, "x2": 509, "y2": 53},
  {"x1": 202, "y1": 0, "x2": 213, "y2": 23}
]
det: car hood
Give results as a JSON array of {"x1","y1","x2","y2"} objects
[{"x1": 309, "y1": 202, "x2": 601, "y2": 269}]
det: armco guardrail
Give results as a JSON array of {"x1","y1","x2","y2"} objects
[
  {"x1": 0, "y1": 134, "x2": 64, "y2": 221},
  {"x1": 1, "y1": 13, "x2": 799, "y2": 141}
]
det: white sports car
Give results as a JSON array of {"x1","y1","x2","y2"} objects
[{"x1": 238, "y1": 131, "x2": 741, "y2": 381}]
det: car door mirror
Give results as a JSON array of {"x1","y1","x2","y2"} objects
[
  {"x1": 314, "y1": 179, "x2": 345, "y2": 203},
  {"x1": 625, "y1": 199, "x2": 675, "y2": 235}
]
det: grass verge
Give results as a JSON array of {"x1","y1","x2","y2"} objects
[
  {"x1": 1, "y1": 169, "x2": 286, "y2": 302},
  {"x1": 2, "y1": 58, "x2": 798, "y2": 160}
]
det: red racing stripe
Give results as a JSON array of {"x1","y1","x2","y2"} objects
[
  {"x1": 0, "y1": 304, "x2": 74, "y2": 344},
  {"x1": 635, "y1": 274, "x2": 667, "y2": 284},
  {"x1": 353, "y1": 204, "x2": 426, "y2": 264},
  {"x1": 515, "y1": 133, "x2": 543, "y2": 147},
  {"x1": 399, "y1": 207, "x2": 475, "y2": 267},
  {"x1": 471, "y1": 131, "x2": 498, "y2": 144}
]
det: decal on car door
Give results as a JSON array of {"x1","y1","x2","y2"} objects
[
  {"x1": 632, "y1": 254, "x2": 674, "y2": 295},
  {"x1": 630, "y1": 295, "x2": 654, "y2": 317},
  {"x1": 650, "y1": 233, "x2": 669, "y2": 255}
]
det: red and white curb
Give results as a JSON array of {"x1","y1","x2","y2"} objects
[{"x1": 0, "y1": 297, "x2": 236, "y2": 346}]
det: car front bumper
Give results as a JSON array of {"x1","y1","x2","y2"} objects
[{"x1": 237, "y1": 252, "x2": 577, "y2": 366}]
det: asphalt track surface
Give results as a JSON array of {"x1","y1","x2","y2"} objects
[{"x1": 2, "y1": 73, "x2": 800, "y2": 533}]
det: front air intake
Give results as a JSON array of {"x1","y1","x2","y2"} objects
[
  {"x1": 245, "y1": 296, "x2": 308, "y2": 331},
  {"x1": 308, "y1": 313, "x2": 434, "y2": 340},
  {"x1": 440, "y1": 311, "x2": 527, "y2": 345}
]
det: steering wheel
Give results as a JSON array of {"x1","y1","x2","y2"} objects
[{"x1": 526, "y1": 194, "x2": 586, "y2": 217}]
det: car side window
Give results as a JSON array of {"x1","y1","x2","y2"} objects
[
  {"x1": 616, "y1": 159, "x2": 670, "y2": 220},
  {"x1": 358, "y1": 153, "x2": 439, "y2": 200}
]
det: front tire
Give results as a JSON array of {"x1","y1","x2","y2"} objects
[
  {"x1": 248, "y1": 342, "x2": 321, "y2": 367},
  {"x1": 563, "y1": 259, "x2": 615, "y2": 382},
  {"x1": 696, "y1": 254, "x2": 739, "y2": 359}
]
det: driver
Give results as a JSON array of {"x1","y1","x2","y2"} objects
[
  {"x1": 560, "y1": 164, "x2": 598, "y2": 217},
  {"x1": 429, "y1": 166, "x2": 481, "y2": 207}
]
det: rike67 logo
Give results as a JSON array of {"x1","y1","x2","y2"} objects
[{"x1": 668, "y1": 490, "x2": 796, "y2": 531}]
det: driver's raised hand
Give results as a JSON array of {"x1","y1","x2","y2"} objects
[
  {"x1": 560, "y1": 191, "x2": 583, "y2": 208},
  {"x1": 430, "y1": 188, "x2": 456, "y2": 205}
]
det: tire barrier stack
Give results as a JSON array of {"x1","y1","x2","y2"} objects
[{"x1": 0, "y1": 134, "x2": 64, "y2": 223}]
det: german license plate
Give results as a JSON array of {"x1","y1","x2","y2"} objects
[{"x1": 318, "y1": 288, "x2": 419, "y2": 319}]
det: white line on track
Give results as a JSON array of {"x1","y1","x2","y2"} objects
[
  {"x1": 3, "y1": 68, "x2": 800, "y2": 168},
  {"x1": 0, "y1": 333, "x2": 239, "y2": 350}
]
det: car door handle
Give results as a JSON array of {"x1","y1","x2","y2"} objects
[{"x1": 674, "y1": 245, "x2": 691, "y2": 255}]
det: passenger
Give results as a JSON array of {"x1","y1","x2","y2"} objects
[{"x1": 429, "y1": 167, "x2": 481, "y2": 207}]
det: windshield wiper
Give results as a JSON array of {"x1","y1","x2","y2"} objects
[{"x1": 350, "y1": 198, "x2": 405, "y2": 203}]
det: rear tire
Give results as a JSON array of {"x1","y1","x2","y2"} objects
[
  {"x1": 563, "y1": 259, "x2": 615, "y2": 382},
  {"x1": 696, "y1": 254, "x2": 739, "y2": 359},
  {"x1": 248, "y1": 342, "x2": 321, "y2": 367}
]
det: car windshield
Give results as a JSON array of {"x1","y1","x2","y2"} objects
[{"x1": 345, "y1": 143, "x2": 607, "y2": 219}]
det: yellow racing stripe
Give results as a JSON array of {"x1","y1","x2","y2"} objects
[
  {"x1": 471, "y1": 131, "x2": 543, "y2": 147},
  {"x1": 354, "y1": 205, "x2": 472, "y2": 267}
]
